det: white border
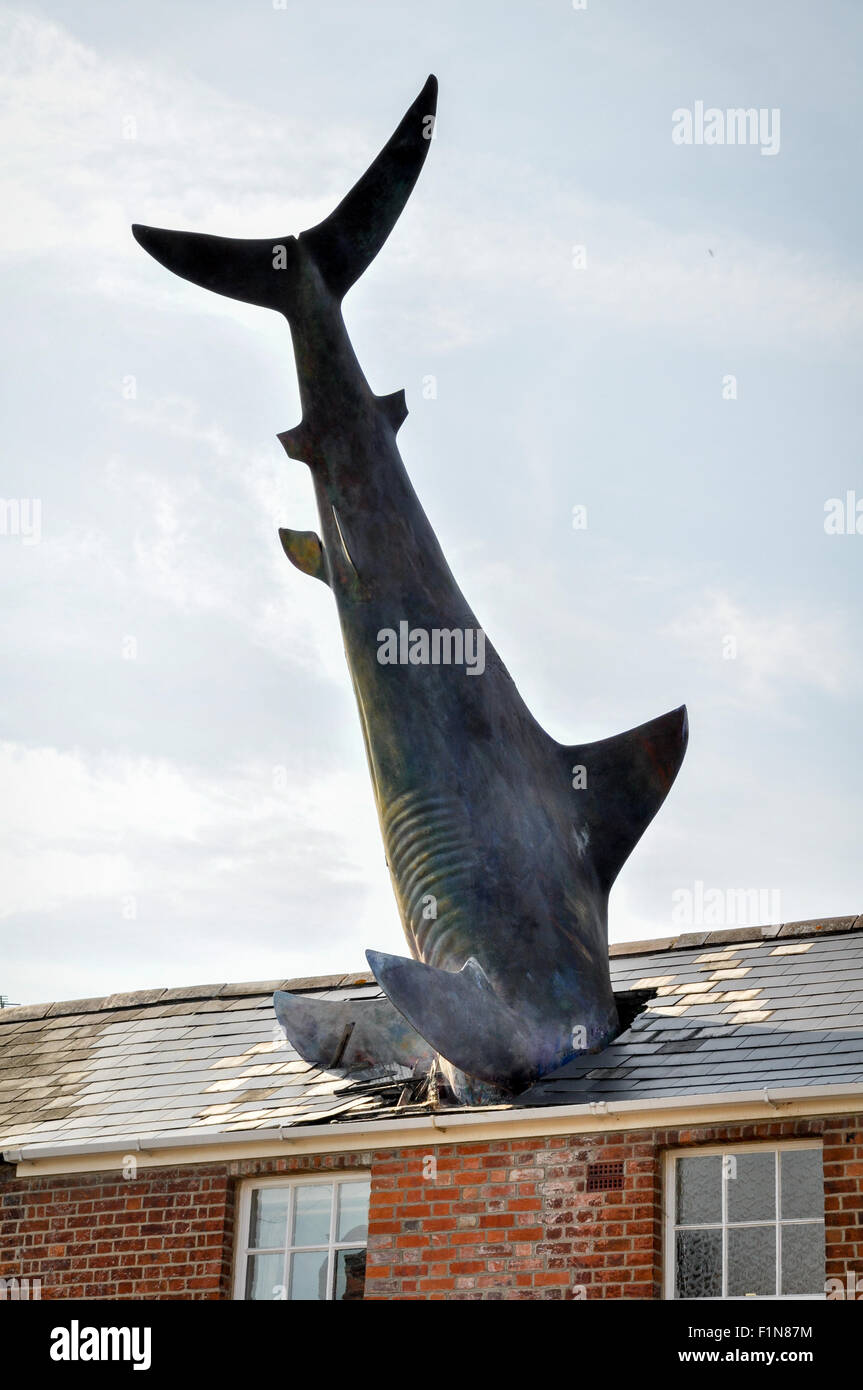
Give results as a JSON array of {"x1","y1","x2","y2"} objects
[{"x1": 9, "y1": 1080, "x2": 863, "y2": 1177}]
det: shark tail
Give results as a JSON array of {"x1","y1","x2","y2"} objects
[
  {"x1": 131, "y1": 75, "x2": 437, "y2": 313},
  {"x1": 301, "y1": 76, "x2": 437, "y2": 300}
]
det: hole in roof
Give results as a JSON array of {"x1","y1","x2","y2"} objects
[{"x1": 613, "y1": 986, "x2": 657, "y2": 1035}]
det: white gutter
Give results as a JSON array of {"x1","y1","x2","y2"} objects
[{"x1": 5, "y1": 1081, "x2": 863, "y2": 1175}]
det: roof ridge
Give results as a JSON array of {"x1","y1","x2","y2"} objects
[
  {"x1": 2, "y1": 915, "x2": 860, "y2": 1022},
  {"x1": 609, "y1": 914, "x2": 863, "y2": 957},
  {"x1": 0, "y1": 972, "x2": 376, "y2": 1024}
]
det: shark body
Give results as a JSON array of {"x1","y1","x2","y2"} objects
[{"x1": 133, "y1": 76, "x2": 687, "y2": 1102}]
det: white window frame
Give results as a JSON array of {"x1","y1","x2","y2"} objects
[
  {"x1": 663, "y1": 1140, "x2": 825, "y2": 1301},
  {"x1": 233, "y1": 1172, "x2": 371, "y2": 1301}
]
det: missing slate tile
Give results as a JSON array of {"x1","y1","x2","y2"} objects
[{"x1": 614, "y1": 987, "x2": 657, "y2": 1033}]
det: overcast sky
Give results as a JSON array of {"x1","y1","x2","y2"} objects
[{"x1": 1, "y1": 0, "x2": 861, "y2": 1006}]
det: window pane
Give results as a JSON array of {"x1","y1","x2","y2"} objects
[
  {"x1": 292, "y1": 1184, "x2": 332, "y2": 1248},
  {"x1": 676, "y1": 1229, "x2": 722, "y2": 1299},
  {"x1": 781, "y1": 1222, "x2": 825, "y2": 1295},
  {"x1": 728, "y1": 1225, "x2": 776, "y2": 1297},
  {"x1": 249, "y1": 1188, "x2": 290, "y2": 1249},
  {"x1": 726, "y1": 1152, "x2": 776, "y2": 1224},
  {"x1": 676, "y1": 1156, "x2": 722, "y2": 1225},
  {"x1": 334, "y1": 1247, "x2": 367, "y2": 1301},
  {"x1": 781, "y1": 1149, "x2": 823, "y2": 1220},
  {"x1": 337, "y1": 1181, "x2": 371, "y2": 1243},
  {"x1": 245, "y1": 1252, "x2": 285, "y2": 1300},
  {"x1": 290, "y1": 1249, "x2": 330, "y2": 1300}
]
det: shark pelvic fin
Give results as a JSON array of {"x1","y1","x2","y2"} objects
[
  {"x1": 564, "y1": 704, "x2": 688, "y2": 893},
  {"x1": 273, "y1": 989, "x2": 434, "y2": 1080},
  {"x1": 278, "y1": 528, "x2": 329, "y2": 584},
  {"x1": 131, "y1": 75, "x2": 437, "y2": 314},
  {"x1": 366, "y1": 950, "x2": 537, "y2": 1089}
]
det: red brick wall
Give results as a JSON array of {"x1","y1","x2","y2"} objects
[
  {"x1": 0, "y1": 1163, "x2": 234, "y2": 1299},
  {"x1": 364, "y1": 1133, "x2": 657, "y2": 1300},
  {"x1": 0, "y1": 1151, "x2": 370, "y2": 1299},
  {"x1": 823, "y1": 1117, "x2": 863, "y2": 1285},
  {"x1": 363, "y1": 1114, "x2": 863, "y2": 1300},
  {"x1": 1, "y1": 1117, "x2": 861, "y2": 1300}
]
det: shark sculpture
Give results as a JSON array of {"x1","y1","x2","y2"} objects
[{"x1": 132, "y1": 75, "x2": 687, "y2": 1103}]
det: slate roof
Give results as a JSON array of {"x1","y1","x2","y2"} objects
[
  {"x1": 523, "y1": 914, "x2": 863, "y2": 1105},
  {"x1": 0, "y1": 977, "x2": 394, "y2": 1155},
  {"x1": 2, "y1": 915, "x2": 862, "y2": 1156}
]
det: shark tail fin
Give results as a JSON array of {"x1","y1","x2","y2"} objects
[
  {"x1": 564, "y1": 704, "x2": 688, "y2": 894},
  {"x1": 130, "y1": 222, "x2": 295, "y2": 312},
  {"x1": 302, "y1": 75, "x2": 437, "y2": 300},
  {"x1": 131, "y1": 75, "x2": 437, "y2": 313}
]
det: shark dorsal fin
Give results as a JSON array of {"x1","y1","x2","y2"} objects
[
  {"x1": 376, "y1": 389, "x2": 409, "y2": 433},
  {"x1": 564, "y1": 705, "x2": 688, "y2": 893}
]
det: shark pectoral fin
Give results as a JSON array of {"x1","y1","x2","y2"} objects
[
  {"x1": 278, "y1": 527, "x2": 329, "y2": 584},
  {"x1": 273, "y1": 989, "x2": 433, "y2": 1079},
  {"x1": 301, "y1": 76, "x2": 438, "y2": 300},
  {"x1": 365, "y1": 950, "x2": 535, "y2": 1089},
  {"x1": 565, "y1": 703, "x2": 688, "y2": 892}
]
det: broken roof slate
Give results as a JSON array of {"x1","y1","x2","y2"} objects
[{"x1": 2, "y1": 918, "x2": 863, "y2": 1152}]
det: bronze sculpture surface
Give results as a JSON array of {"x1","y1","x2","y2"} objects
[{"x1": 133, "y1": 76, "x2": 687, "y2": 1103}]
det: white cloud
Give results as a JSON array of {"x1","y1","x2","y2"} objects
[
  {"x1": 0, "y1": 739, "x2": 402, "y2": 985},
  {"x1": 665, "y1": 590, "x2": 857, "y2": 707},
  {"x1": 2, "y1": 7, "x2": 860, "y2": 358},
  {"x1": 0, "y1": 9, "x2": 360, "y2": 260},
  {"x1": 99, "y1": 398, "x2": 349, "y2": 682}
]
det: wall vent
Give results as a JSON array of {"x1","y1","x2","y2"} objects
[{"x1": 586, "y1": 1161, "x2": 624, "y2": 1192}]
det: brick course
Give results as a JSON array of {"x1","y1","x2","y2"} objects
[
  {"x1": 1, "y1": 1117, "x2": 861, "y2": 1300},
  {"x1": 0, "y1": 1163, "x2": 234, "y2": 1299}
]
